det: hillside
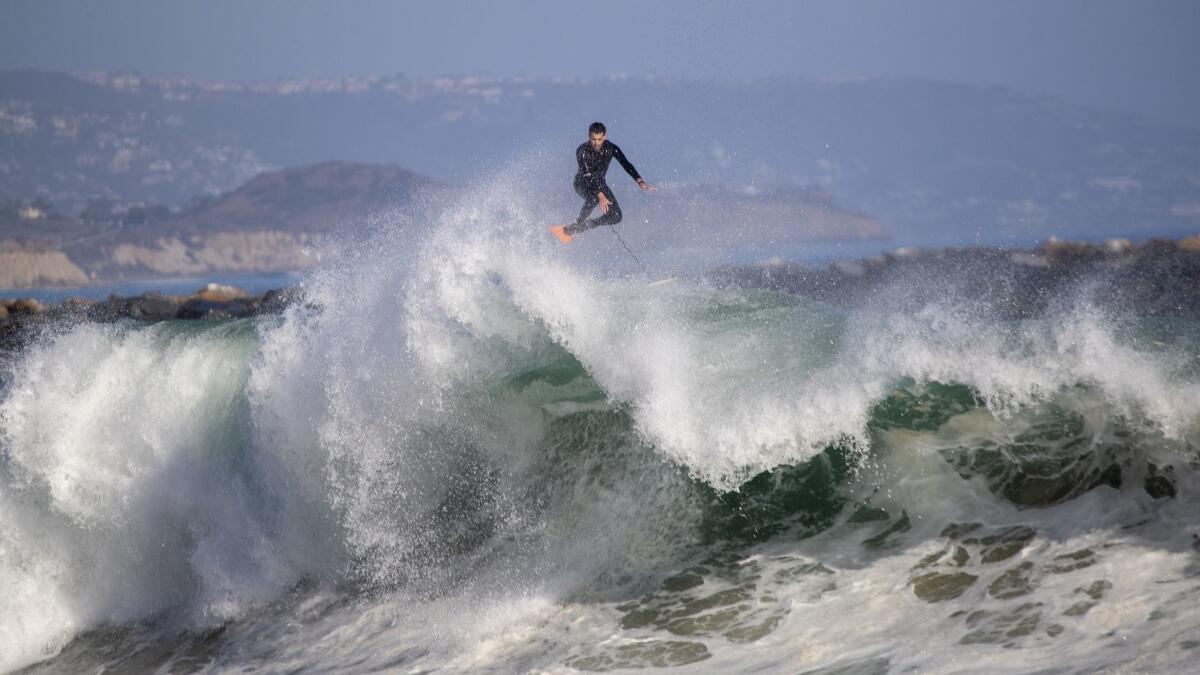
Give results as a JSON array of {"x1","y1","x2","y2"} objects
[
  {"x1": 0, "y1": 70, "x2": 270, "y2": 213},
  {"x1": 0, "y1": 161, "x2": 439, "y2": 286},
  {"x1": 167, "y1": 160, "x2": 434, "y2": 232}
]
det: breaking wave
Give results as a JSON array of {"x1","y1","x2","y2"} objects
[{"x1": 3, "y1": 176, "x2": 1200, "y2": 672}]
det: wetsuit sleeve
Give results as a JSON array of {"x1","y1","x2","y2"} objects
[{"x1": 612, "y1": 144, "x2": 642, "y2": 183}]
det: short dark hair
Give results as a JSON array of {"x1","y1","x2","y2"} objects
[{"x1": 588, "y1": 121, "x2": 606, "y2": 135}]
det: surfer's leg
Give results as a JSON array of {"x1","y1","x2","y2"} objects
[
  {"x1": 576, "y1": 192, "x2": 599, "y2": 225},
  {"x1": 571, "y1": 188, "x2": 623, "y2": 233},
  {"x1": 566, "y1": 193, "x2": 599, "y2": 235},
  {"x1": 592, "y1": 186, "x2": 622, "y2": 226},
  {"x1": 566, "y1": 175, "x2": 600, "y2": 235}
]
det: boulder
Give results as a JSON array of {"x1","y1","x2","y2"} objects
[
  {"x1": 260, "y1": 286, "x2": 304, "y2": 313},
  {"x1": 176, "y1": 299, "x2": 233, "y2": 320},
  {"x1": 85, "y1": 293, "x2": 180, "y2": 322},
  {"x1": 123, "y1": 293, "x2": 182, "y2": 321},
  {"x1": 1104, "y1": 238, "x2": 1133, "y2": 254},
  {"x1": 61, "y1": 297, "x2": 96, "y2": 310},
  {"x1": 1178, "y1": 234, "x2": 1200, "y2": 252},
  {"x1": 1043, "y1": 238, "x2": 1102, "y2": 265},
  {"x1": 6, "y1": 298, "x2": 43, "y2": 315},
  {"x1": 193, "y1": 283, "x2": 249, "y2": 303}
]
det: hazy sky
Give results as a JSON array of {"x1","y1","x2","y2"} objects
[{"x1": 2, "y1": 0, "x2": 1198, "y2": 129}]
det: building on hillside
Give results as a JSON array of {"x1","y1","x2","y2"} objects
[{"x1": 17, "y1": 205, "x2": 46, "y2": 220}]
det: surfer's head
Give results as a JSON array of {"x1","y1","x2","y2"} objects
[{"x1": 588, "y1": 121, "x2": 606, "y2": 150}]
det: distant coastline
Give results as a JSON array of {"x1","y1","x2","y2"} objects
[
  {"x1": 0, "y1": 271, "x2": 300, "y2": 306},
  {"x1": 5, "y1": 69, "x2": 1198, "y2": 277}
]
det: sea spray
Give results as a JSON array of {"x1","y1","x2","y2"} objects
[
  {"x1": 2, "y1": 177, "x2": 1200, "y2": 671},
  {"x1": 0, "y1": 321, "x2": 338, "y2": 671}
]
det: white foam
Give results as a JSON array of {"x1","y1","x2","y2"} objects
[
  {"x1": 397, "y1": 184, "x2": 1200, "y2": 489},
  {"x1": 0, "y1": 322, "x2": 341, "y2": 671},
  {"x1": 3, "y1": 171, "x2": 1200, "y2": 671}
]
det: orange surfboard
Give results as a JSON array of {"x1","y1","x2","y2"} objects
[{"x1": 548, "y1": 225, "x2": 573, "y2": 244}]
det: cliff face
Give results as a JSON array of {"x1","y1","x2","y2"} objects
[
  {"x1": 0, "y1": 245, "x2": 89, "y2": 287},
  {"x1": 93, "y1": 231, "x2": 318, "y2": 279}
]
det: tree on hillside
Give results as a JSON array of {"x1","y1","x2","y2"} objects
[
  {"x1": 122, "y1": 203, "x2": 172, "y2": 225},
  {"x1": 81, "y1": 198, "x2": 118, "y2": 224}
]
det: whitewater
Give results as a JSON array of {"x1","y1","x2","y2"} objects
[{"x1": 3, "y1": 177, "x2": 1200, "y2": 673}]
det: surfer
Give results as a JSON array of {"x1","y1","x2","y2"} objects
[{"x1": 549, "y1": 122, "x2": 656, "y2": 243}]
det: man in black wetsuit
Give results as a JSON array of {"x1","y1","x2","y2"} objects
[{"x1": 550, "y1": 121, "x2": 656, "y2": 243}]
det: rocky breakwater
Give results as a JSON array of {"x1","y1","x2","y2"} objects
[
  {"x1": 0, "y1": 283, "x2": 301, "y2": 352},
  {"x1": 710, "y1": 234, "x2": 1200, "y2": 319}
]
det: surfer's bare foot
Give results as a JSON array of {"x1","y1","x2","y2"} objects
[{"x1": 549, "y1": 225, "x2": 573, "y2": 244}]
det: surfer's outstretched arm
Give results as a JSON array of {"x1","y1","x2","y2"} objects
[
  {"x1": 612, "y1": 143, "x2": 657, "y2": 192},
  {"x1": 612, "y1": 143, "x2": 641, "y2": 183}
]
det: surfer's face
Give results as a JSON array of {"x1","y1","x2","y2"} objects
[{"x1": 589, "y1": 132, "x2": 605, "y2": 150}]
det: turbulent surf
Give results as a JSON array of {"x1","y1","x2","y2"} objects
[{"x1": 3, "y1": 182, "x2": 1200, "y2": 673}]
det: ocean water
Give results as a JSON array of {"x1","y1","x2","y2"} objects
[{"x1": 2, "y1": 179, "x2": 1199, "y2": 674}]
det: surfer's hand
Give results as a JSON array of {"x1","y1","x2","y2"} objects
[
  {"x1": 638, "y1": 180, "x2": 657, "y2": 192},
  {"x1": 598, "y1": 192, "x2": 611, "y2": 214}
]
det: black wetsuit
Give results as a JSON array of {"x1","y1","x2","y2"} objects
[{"x1": 566, "y1": 140, "x2": 642, "y2": 235}]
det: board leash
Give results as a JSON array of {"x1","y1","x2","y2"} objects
[{"x1": 608, "y1": 224, "x2": 648, "y2": 273}]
